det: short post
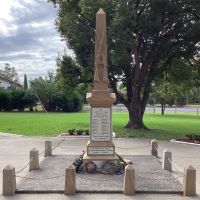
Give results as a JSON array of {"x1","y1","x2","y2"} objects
[
  {"x1": 183, "y1": 165, "x2": 196, "y2": 196},
  {"x1": 44, "y1": 141, "x2": 52, "y2": 157},
  {"x1": 123, "y1": 164, "x2": 135, "y2": 195},
  {"x1": 29, "y1": 148, "x2": 39, "y2": 171},
  {"x1": 64, "y1": 165, "x2": 76, "y2": 195},
  {"x1": 197, "y1": 108, "x2": 199, "y2": 116},
  {"x1": 151, "y1": 139, "x2": 158, "y2": 157},
  {"x1": 162, "y1": 149, "x2": 172, "y2": 171},
  {"x1": 3, "y1": 165, "x2": 16, "y2": 196}
]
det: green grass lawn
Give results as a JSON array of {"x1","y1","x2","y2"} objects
[{"x1": 0, "y1": 111, "x2": 199, "y2": 140}]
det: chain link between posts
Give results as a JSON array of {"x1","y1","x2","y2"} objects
[
  {"x1": 167, "y1": 158, "x2": 184, "y2": 176},
  {"x1": 15, "y1": 138, "x2": 65, "y2": 175}
]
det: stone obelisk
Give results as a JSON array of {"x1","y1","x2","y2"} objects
[{"x1": 83, "y1": 8, "x2": 118, "y2": 167}]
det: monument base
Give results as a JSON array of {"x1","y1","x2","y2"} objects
[
  {"x1": 86, "y1": 141, "x2": 115, "y2": 155},
  {"x1": 82, "y1": 153, "x2": 121, "y2": 174}
]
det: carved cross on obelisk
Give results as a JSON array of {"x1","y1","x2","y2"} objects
[{"x1": 94, "y1": 8, "x2": 108, "y2": 91}]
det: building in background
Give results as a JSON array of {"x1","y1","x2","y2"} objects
[{"x1": 0, "y1": 76, "x2": 22, "y2": 89}]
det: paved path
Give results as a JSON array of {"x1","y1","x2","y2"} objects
[{"x1": 0, "y1": 133, "x2": 199, "y2": 199}]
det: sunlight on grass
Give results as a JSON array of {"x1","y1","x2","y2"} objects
[{"x1": 0, "y1": 111, "x2": 199, "y2": 140}]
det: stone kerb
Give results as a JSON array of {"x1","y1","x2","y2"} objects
[
  {"x1": 151, "y1": 139, "x2": 158, "y2": 157},
  {"x1": 29, "y1": 148, "x2": 39, "y2": 171},
  {"x1": 44, "y1": 141, "x2": 52, "y2": 157},
  {"x1": 64, "y1": 165, "x2": 76, "y2": 195},
  {"x1": 183, "y1": 165, "x2": 196, "y2": 196},
  {"x1": 123, "y1": 164, "x2": 135, "y2": 195},
  {"x1": 162, "y1": 149, "x2": 172, "y2": 171},
  {"x1": 3, "y1": 165, "x2": 16, "y2": 196}
]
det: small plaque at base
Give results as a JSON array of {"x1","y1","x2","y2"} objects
[{"x1": 88, "y1": 146, "x2": 114, "y2": 155}]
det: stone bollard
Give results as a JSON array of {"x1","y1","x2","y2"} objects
[
  {"x1": 64, "y1": 165, "x2": 76, "y2": 195},
  {"x1": 151, "y1": 139, "x2": 158, "y2": 157},
  {"x1": 44, "y1": 141, "x2": 52, "y2": 157},
  {"x1": 3, "y1": 165, "x2": 16, "y2": 196},
  {"x1": 29, "y1": 148, "x2": 39, "y2": 171},
  {"x1": 183, "y1": 165, "x2": 196, "y2": 196},
  {"x1": 123, "y1": 164, "x2": 135, "y2": 195},
  {"x1": 162, "y1": 149, "x2": 172, "y2": 171}
]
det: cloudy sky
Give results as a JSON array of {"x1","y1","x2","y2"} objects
[{"x1": 0, "y1": 0, "x2": 72, "y2": 83}]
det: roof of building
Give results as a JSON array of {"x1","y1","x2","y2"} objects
[{"x1": 0, "y1": 76, "x2": 23, "y2": 88}]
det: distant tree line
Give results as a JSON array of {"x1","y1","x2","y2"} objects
[{"x1": 0, "y1": 63, "x2": 83, "y2": 112}]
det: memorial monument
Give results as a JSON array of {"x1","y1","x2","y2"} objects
[{"x1": 82, "y1": 8, "x2": 120, "y2": 172}]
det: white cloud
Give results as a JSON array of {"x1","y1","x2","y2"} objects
[{"x1": 0, "y1": 0, "x2": 72, "y2": 84}]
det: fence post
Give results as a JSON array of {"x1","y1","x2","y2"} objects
[
  {"x1": 44, "y1": 141, "x2": 52, "y2": 157},
  {"x1": 123, "y1": 164, "x2": 135, "y2": 195},
  {"x1": 197, "y1": 108, "x2": 199, "y2": 116},
  {"x1": 162, "y1": 149, "x2": 172, "y2": 171},
  {"x1": 151, "y1": 139, "x2": 158, "y2": 157},
  {"x1": 64, "y1": 165, "x2": 76, "y2": 195},
  {"x1": 183, "y1": 165, "x2": 196, "y2": 196},
  {"x1": 29, "y1": 148, "x2": 39, "y2": 171},
  {"x1": 3, "y1": 165, "x2": 16, "y2": 196}
]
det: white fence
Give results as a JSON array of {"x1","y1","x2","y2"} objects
[{"x1": 82, "y1": 104, "x2": 200, "y2": 115}]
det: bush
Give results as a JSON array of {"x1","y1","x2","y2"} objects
[
  {"x1": 76, "y1": 129, "x2": 84, "y2": 135},
  {"x1": 85, "y1": 129, "x2": 89, "y2": 135},
  {"x1": 0, "y1": 88, "x2": 36, "y2": 111},
  {"x1": 10, "y1": 89, "x2": 29, "y2": 111},
  {"x1": 0, "y1": 88, "x2": 10, "y2": 111},
  {"x1": 54, "y1": 91, "x2": 83, "y2": 112},
  {"x1": 185, "y1": 134, "x2": 200, "y2": 141},
  {"x1": 68, "y1": 129, "x2": 75, "y2": 135}
]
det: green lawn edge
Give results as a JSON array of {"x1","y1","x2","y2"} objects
[{"x1": 0, "y1": 111, "x2": 199, "y2": 140}]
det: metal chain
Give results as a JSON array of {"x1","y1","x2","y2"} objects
[
  {"x1": 16, "y1": 174, "x2": 65, "y2": 181},
  {"x1": 168, "y1": 158, "x2": 184, "y2": 175},
  {"x1": 15, "y1": 138, "x2": 65, "y2": 175},
  {"x1": 15, "y1": 157, "x2": 33, "y2": 174}
]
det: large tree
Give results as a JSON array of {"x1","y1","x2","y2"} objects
[
  {"x1": 0, "y1": 63, "x2": 19, "y2": 82},
  {"x1": 49, "y1": 0, "x2": 200, "y2": 129}
]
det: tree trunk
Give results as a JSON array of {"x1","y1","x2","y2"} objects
[
  {"x1": 125, "y1": 83, "x2": 150, "y2": 130},
  {"x1": 125, "y1": 105, "x2": 147, "y2": 129},
  {"x1": 161, "y1": 103, "x2": 165, "y2": 115}
]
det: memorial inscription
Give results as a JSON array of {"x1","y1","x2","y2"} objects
[
  {"x1": 91, "y1": 108, "x2": 111, "y2": 141},
  {"x1": 88, "y1": 146, "x2": 114, "y2": 155}
]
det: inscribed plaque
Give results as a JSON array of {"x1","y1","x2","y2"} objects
[{"x1": 91, "y1": 108, "x2": 111, "y2": 141}]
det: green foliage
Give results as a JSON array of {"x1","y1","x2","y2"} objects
[
  {"x1": 68, "y1": 129, "x2": 76, "y2": 135},
  {"x1": 85, "y1": 129, "x2": 89, "y2": 135},
  {"x1": 0, "y1": 63, "x2": 18, "y2": 82},
  {"x1": 76, "y1": 129, "x2": 84, "y2": 135},
  {"x1": 23, "y1": 74, "x2": 28, "y2": 89},
  {"x1": 0, "y1": 88, "x2": 36, "y2": 111},
  {"x1": 30, "y1": 77, "x2": 58, "y2": 111},
  {"x1": 10, "y1": 89, "x2": 27, "y2": 111},
  {"x1": 30, "y1": 76, "x2": 83, "y2": 112},
  {"x1": 48, "y1": 0, "x2": 200, "y2": 128},
  {"x1": 0, "y1": 88, "x2": 10, "y2": 111}
]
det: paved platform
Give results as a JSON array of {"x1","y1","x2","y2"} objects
[{"x1": 16, "y1": 155, "x2": 181, "y2": 193}]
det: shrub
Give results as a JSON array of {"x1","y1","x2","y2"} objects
[
  {"x1": 55, "y1": 91, "x2": 83, "y2": 112},
  {"x1": 76, "y1": 129, "x2": 84, "y2": 135},
  {"x1": 0, "y1": 88, "x2": 10, "y2": 111},
  {"x1": 10, "y1": 89, "x2": 28, "y2": 111},
  {"x1": 68, "y1": 129, "x2": 75, "y2": 135},
  {"x1": 85, "y1": 129, "x2": 89, "y2": 135},
  {"x1": 185, "y1": 134, "x2": 200, "y2": 141}
]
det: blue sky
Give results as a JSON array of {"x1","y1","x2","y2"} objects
[{"x1": 0, "y1": 0, "x2": 72, "y2": 83}]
